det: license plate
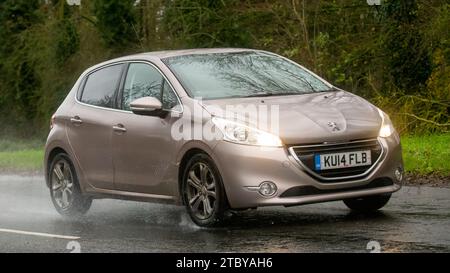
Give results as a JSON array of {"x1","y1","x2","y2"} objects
[{"x1": 314, "y1": 150, "x2": 371, "y2": 170}]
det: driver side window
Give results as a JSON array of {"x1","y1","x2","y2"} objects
[{"x1": 122, "y1": 63, "x2": 179, "y2": 111}]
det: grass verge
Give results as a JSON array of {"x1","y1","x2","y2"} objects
[
  {"x1": 0, "y1": 138, "x2": 45, "y2": 173},
  {"x1": 402, "y1": 133, "x2": 449, "y2": 176},
  {"x1": 0, "y1": 149, "x2": 44, "y2": 173}
]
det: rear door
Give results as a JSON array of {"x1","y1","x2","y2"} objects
[{"x1": 66, "y1": 64, "x2": 125, "y2": 190}]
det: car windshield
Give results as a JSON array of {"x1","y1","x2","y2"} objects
[{"x1": 163, "y1": 51, "x2": 332, "y2": 99}]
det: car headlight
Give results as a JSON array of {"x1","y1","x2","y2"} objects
[
  {"x1": 378, "y1": 109, "x2": 395, "y2": 138},
  {"x1": 212, "y1": 117, "x2": 283, "y2": 147}
]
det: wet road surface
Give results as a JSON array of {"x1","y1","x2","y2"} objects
[{"x1": 0, "y1": 175, "x2": 449, "y2": 253}]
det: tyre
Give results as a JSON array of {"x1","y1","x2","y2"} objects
[
  {"x1": 181, "y1": 153, "x2": 228, "y2": 227},
  {"x1": 343, "y1": 194, "x2": 391, "y2": 212},
  {"x1": 49, "y1": 153, "x2": 92, "y2": 217}
]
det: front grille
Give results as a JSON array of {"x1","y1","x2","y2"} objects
[
  {"x1": 289, "y1": 139, "x2": 383, "y2": 182},
  {"x1": 279, "y1": 178, "x2": 393, "y2": 198}
]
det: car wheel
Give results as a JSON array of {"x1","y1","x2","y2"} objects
[
  {"x1": 181, "y1": 153, "x2": 228, "y2": 227},
  {"x1": 343, "y1": 194, "x2": 391, "y2": 212},
  {"x1": 49, "y1": 153, "x2": 92, "y2": 217}
]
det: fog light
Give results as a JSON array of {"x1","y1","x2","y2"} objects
[
  {"x1": 394, "y1": 167, "x2": 403, "y2": 182},
  {"x1": 258, "y1": 181, "x2": 277, "y2": 197}
]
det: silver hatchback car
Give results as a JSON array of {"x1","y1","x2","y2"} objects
[{"x1": 45, "y1": 48, "x2": 403, "y2": 227}]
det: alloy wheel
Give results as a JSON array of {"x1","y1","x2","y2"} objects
[
  {"x1": 186, "y1": 162, "x2": 217, "y2": 220},
  {"x1": 51, "y1": 159, "x2": 74, "y2": 210}
]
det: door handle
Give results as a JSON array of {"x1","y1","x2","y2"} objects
[
  {"x1": 70, "y1": 116, "x2": 83, "y2": 125},
  {"x1": 113, "y1": 124, "x2": 127, "y2": 133}
]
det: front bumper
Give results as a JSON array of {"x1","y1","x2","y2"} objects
[{"x1": 212, "y1": 136, "x2": 403, "y2": 209}]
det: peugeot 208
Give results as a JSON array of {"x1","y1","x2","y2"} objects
[{"x1": 45, "y1": 48, "x2": 403, "y2": 227}]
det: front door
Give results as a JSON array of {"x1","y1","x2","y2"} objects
[{"x1": 112, "y1": 63, "x2": 182, "y2": 195}]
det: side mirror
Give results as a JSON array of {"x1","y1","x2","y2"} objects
[{"x1": 130, "y1": 96, "x2": 163, "y2": 116}]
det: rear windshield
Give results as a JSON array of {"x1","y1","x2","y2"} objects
[{"x1": 163, "y1": 51, "x2": 331, "y2": 99}]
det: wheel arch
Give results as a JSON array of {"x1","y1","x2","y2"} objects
[{"x1": 176, "y1": 142, "x2": 230, "y2": 208}]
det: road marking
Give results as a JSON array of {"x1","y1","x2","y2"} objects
[{"x1": 0, "y1": 228, "x2": 80, "y2": 240}]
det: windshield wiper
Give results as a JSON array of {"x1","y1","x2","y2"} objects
[
  {"x1": 243, "y1": 92, "x2": 275, "y2": 98},
  {"x1": 242, "y1": 91, "x2": 302, "y2": 98}
]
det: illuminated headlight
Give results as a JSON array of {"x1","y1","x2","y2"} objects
[
  {"x1": 378, "y1": 109, "x2": 395, "y2": 138},
  {"x1": 212, "y1": 117, "x2": 283, "y2": 147}
]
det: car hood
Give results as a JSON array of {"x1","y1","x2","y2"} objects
[{"x1": 200, "y1": 91, "x2": 382, "y2": 145}]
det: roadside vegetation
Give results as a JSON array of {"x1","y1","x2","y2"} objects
[
  {"x1": 402, "y1": 134, "x2": 450, "y2": 176},
  {"x1": 0, "y1": 139, "x2": 44, "y2": 173},
  {"x1": 0, "y1": 0, "x2": 448, "y2": 136},
  {"x1": 0, "y1": 150, "x2": 44, "y2": 173}
]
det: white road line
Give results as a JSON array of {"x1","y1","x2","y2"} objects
[{"x1": 0, "y1": 228, "x2": 80, "y2": 240}]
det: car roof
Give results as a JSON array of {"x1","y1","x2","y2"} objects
[
  {"x1": 82, "y1": 48, "x2": 262, "y2": 76},
  {"x1": 138, "y1": 48, "x2": 257, "y2": 59},
  {"x1": 99, "y1": 48, "x2": 257, "y2": 65}
]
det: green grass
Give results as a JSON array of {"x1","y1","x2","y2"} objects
[
  {"x1": 402, "y1": 133, "x2": 450, "y2": 176},
  {"x1": 0, "y1": 149, "x2": 44, "y2": 172},
  {"x1": 0, "y1": 138, "x2": 45, "y2": 173},
  {"x1": 0, "y1": 134, "x2": 448, "y2": 175}
]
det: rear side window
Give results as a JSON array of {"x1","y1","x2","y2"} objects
[{"x1": 80, "y1": 64, "x2": 123, "y2": 108}]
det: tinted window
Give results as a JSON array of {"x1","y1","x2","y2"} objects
[
  {"x1": 81, "y1": 64, "x2": 123, "y2": 108},
  {"x1": 163, "y1": 52, "x2": 331, "y2": 99},
  {"x1": 122, "y1": 63, "x2": 180, "y2": 111}
]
